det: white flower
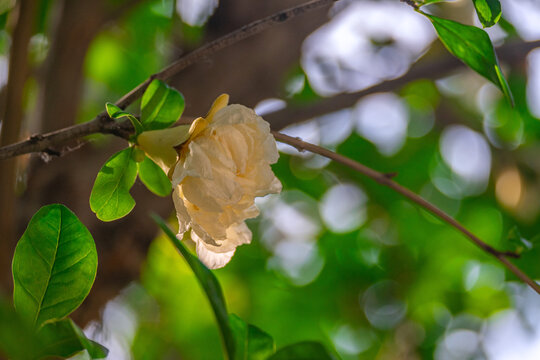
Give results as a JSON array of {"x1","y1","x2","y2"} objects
[{"x1": 172, "y1": 94, "x2": 282, "y2": 269}]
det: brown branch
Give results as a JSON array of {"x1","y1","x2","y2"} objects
[
  {"x1": 0, "y1": 0, "x2": 335, "y2": 161},
  {"x1": 266, "y1": 40, "x2": 540, "y2": 130},
  {"x1": 272, "y1": 131, "x2": 540, "y2": 295}
]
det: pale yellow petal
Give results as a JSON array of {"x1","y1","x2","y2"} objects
[
  {"x1": 195, "y1": 240, "x2": 235, "y2": 269},
  {"x1": 206, "y1": 94, "x2": 229, "y2": 123},
  {"x1": 138, "y1": 125, "x2": 190, "y2": 173}
]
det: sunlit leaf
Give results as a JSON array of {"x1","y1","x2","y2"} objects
[
  {"x1": 38, "y1": 318, "x2": 108, "y2": 359},
  {"x1": 106, "y1": 102, "x2": 144, "y2": 137},
  {"x1": 138, "y1": 155, "x2": 172, "y2": 196},
  {"x1": 12, "y1": 204, "x2": 97, "y2": 327},
  {"x1": 229, "y1": 314, "x2": 275, "y2": 360},
  {"x1": 90, "y1": 147, "x2": 138, "y2": 221},
  {"x1": 141, "y1": 79, "x2": 185, "y2": 130},
  {"x1": 424, "y1": 13, "x2": 514, "y2": 105},
  {"x1": 267, "y1": 341, "x2": 339, "y2": 360},
  {"x1": 472, "y1": 0, "x2": 502, "y2": 27},
  {"x1": 152, "y1": 216, "x2": 236, "y2": 359}
]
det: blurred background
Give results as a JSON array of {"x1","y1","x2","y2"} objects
[{"x1": 1, "y1": 0, "x2": 540, "y2": 358}]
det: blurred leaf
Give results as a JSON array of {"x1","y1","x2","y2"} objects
[
  {"x1": 229, "y1": 314, "x2": 275, "y2": 360},
  {"x1": 90, "y1": 147, "x2": 138, "y2": 221},
  {"x1": 420, "y1": 0, "x2": 447, "y2": 4},
  {"x1": 424, "y1": 14, "x2": 514, "y2": 105},
  {"x1": 472, "y1": 0, "x2": 501, "y2": 27},
  {"x1": 267, "y1": 341, "x2": 338, "y2": 360},
  {"x1": 138, "y1": 155, "x2": 172, "y2": 196},
  {"x1": 497, "y1": 17, "x2": 519, "y2": 38},
  {"x1": 506, "y1": 226, "x2": 532, "y2": 255},
  {"x1": 0, "y1": 297, "x2": 41, "y2": 359},
  {"x1": 152, "y1": 216, "x2": 236, "y2": 359},
  {"x1": 37, "y1": 318, "x2": 108, "y2": 359},
  {"x1": 106, "y1": 102, "x2": 143, "y2": 137},
  {"x1": 141, "y1": 79, "x2": 185, "y2": 130},
  {"x1": 12, "y1": 205, "x2": 97, "y2": 327}
]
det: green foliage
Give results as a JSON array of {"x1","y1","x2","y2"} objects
[
  {"x1": 229, "y1": 314, "x2": 275, "y2": 360},
  {"x1": 472, "y1": 0, "x2": 502, "y2": 27},
  {"x1": 106, "y1": 102, "x2": 144, "y2": 138},
  {"x1": 12, "y1": 204, "x2": 98, "y2": 327},
  {"x1": 37, "y1": 318, "x2": 108, "y2": 359},
  {"x1": 141, "y1": 79, "x2": 185, "y2": 131},
  {"x1": 152, "y1": 216, "x2": 237, "y2": 359},
  {"x1": 0, "y1": 298, "x2": 41, "y2": 359},
  {"x1": 90, "y1": 147, "x2": 138, "y2": 221},
  {"x1": 423, "y1": 13, "x2": 514, "y2": 105},
  {"x1": 267, "y1": 341, "x2": 338, "y2": 360},
  {"x1": 7, "y1": 205, "x2": 107, "y2": 359},
  {"x1": 505, "y1": 226, "x2": 533, "y2": 255},
  {"x1": 138, "y1": 155, "x2": 172, "y2": 196},
  {"x1": 153, "y1": 215, "x2": 341, "y2": 360}
]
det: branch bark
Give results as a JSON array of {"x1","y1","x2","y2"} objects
[
  {"x1": 0, "y1": 0, "x2": 335, "y2": 160},
  {"x1": 271, "y1": 131, "x2": 540, "y2": 295},
  {"x1": 266, "y1": 40, "x2": 540, "y2": 130},
  {"x1": 2, "y1": 38, "x2": 538, "y2": 160}
]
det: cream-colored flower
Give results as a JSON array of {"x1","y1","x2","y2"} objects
[{"x1": 172, "y1": 94, "x2": 282, "y2": 269}]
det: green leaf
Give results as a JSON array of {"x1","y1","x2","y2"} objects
[
  {"x1": 424, "y1": 14, "x2": 514, "y2": 105},
  {"x1": 106, "y1": 102, "x2": 144, "y2": 137},
  {"x1": 12, "y1": 204, "x2": 98, "y2": 327},
  {"x1": 141, "y1": 79, "x2": 185, "y2": 130},
  {"x1": 229, "y1": 314, "x2": 275, "y2": 360},
  {"x1": 38, "y1": 318, "x2": 108, "y2": 359},
  {"x1": 420, "y1": 0, "x2": 447, "y2": 5},
  {"x1": 138, "y1": 155, "x2": 172, "y2": 196},
  {"x1": 152, "y1": 215, "x2": 236, "y2": 360},
  {"x1": 267, "y1": 342, "x2": 339, "y2": 360},
  {"x1": 90, "y1": 147, "x2": 138, "y2": 221},
  {"x1": 472, "y1": 0, "x2": 501, "y2": 27}
]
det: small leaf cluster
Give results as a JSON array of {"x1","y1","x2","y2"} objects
[
  {"x1": 153, "y1": 215, "x2": 340, "y2": 360},
  {"x1": 416, "y1": 0, "x2": 513, "y2": 105},
  {"x1": 90, "y1": 79, "x2": 185, "y2": 221},
  {"x1": 6, "y1": 204, "x2": 107, "y2": 359}
]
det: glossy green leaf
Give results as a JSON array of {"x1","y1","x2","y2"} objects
[
  {"x1": 141, "y1": 79, "x2": 185, "y2": 130},
  {"x1": 12, "y1": 205, "x2": 97, "y2": 327},
  {"x1": 424, "y1": 14, "x2": 514, "y2": 105},
  {"x1": 267, "y1": 341, "x2": 338, "y2": 360},
  {"x1": 138, "y1": 155, "x2": 172, "y2": 196},
  {"x1": 229, "y1": 314, "x2": 275, "y2": 360},
  {"x1": 106, "y1": 102, "x2": 144, "y2": 137},
  {"x1": 152, "y1": 215, "x2": 236, "y2": 360},
  {"x1": 90, "y1": 147, "x2": 138, "y2": 221},
  {"x1": 38, "y1": 318, "x2": 108, "y2": 359},
  {"x1": 472, "y1": 0, "x2": 501, "y2": 27}
]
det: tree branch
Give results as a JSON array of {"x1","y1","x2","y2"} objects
[
  {"x1": 266, "y1": 39, "x2": 540, "y2": 130},
  {"x1": 272, "y1": 131, "x2": 540, "y2": 295},
  {"x1": 2, "y1": 37, "x2": 538, "y2": 160},
  {"x1": 0, "y1": 0, "x2": 336, "y2": 160}
]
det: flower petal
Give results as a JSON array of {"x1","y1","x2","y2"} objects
[{"x1": 138, "y1": 125, "x2": 190, "y2": 173}]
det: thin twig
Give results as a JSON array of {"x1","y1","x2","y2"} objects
[
  {"x1": 272, "y1": 131, "x2": 540, "y2": 295},
  {"x1": 0, "y1": 0, "x2": 335, "y2": 161}
]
